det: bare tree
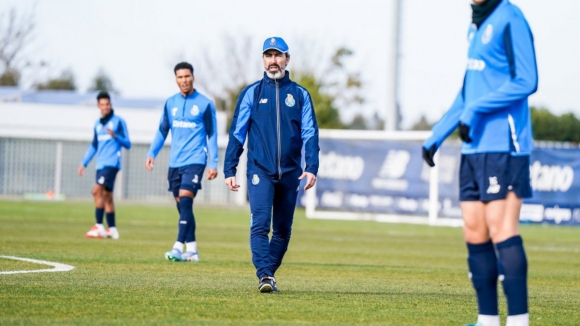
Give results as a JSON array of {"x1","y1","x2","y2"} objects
[{"x1": 0, "y1": 6, "x2": 35, "y2": 86}]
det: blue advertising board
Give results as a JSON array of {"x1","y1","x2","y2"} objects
[{"x1": 299, "y1": 138, "x2": 580, "y2": 226}]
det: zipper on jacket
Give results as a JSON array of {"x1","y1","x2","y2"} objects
[{"x1": 276, "y1": 79, "x2": 282, "y2": 179}]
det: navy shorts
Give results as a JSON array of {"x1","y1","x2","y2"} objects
[
  {"x1": 167, "y1": 164, "x2": 205, "y2": 198},
  {"x1": 459, "y1": 153, "x2": 532, "y2": 202},
  {"x1": 95, "y1": 167, "x2": 119, "y2": 192}
]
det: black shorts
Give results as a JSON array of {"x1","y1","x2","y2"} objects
[
  {"x1": 459, "y1": 153, "x2": 532, "y2": 202},
  {"x1": 167, "y1": 164, "x2": 205, "y2": 198},
  {"x1": 95, "y1": 167, "x2": 119, "y2": 192}
]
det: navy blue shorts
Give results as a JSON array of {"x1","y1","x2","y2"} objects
[
  {"x1": 459, "y1": 153, "x2": 532, "y2": 202},
  {"x1": 167, "y1": 164, "x2": 205, "y2": 198},
  {"x1": 95, "y1": 167, "x2": 119, "y2": 192}
]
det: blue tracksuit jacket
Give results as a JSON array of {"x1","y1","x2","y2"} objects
[
  {"x1": 224, "y1": 72, "x2": 319, "y2": 179},
  {"x1": 423, "y1": 0, "x2": 538, "y2": 155},
  {"x1": 81, "y1": 113, "x2": 131, "y2": 170},
  {"x1": 147, "y1": 90, "x2": 218, "y2": 169}
]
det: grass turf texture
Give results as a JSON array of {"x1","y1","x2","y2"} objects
[{"x1": 0, "y1": 200, "x2": 579, "y2": 325}]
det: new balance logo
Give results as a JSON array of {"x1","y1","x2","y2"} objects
[
  {"x1": 192, "y1": 175, "x2": 199, "y2": 184},
  {"x1": 259, "y1": 98, "x2": 268, "y2": 104}
]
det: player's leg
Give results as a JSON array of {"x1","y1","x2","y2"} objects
[
  {"x1": 165, "y1": 167, "x2": 184, "y2": 261},
  {"x1": 486, "y1": 155, "x2": 531, "y2": 326},
  {"x1": 86, "y1": 170, "x2": 107, "y2": 238},
  {"x1": 178, "y1": 165, "x2": 204, "y2": 262},
  {"x1": 269, "y1": 169, "x2": 301, "y2": 280},
  {"x1": 460, "y1": 154, "x2": 500, "y2": 326},
  {"x1": 247, "y1": 170, "x2": 276, "y2": 292},
  {"x1": 102, "y1": 168, "x2": 119, "y2": 239}
]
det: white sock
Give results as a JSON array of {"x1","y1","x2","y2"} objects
[
  {"x1": 96, "y1": 224, "x2": 106, "y2": 233},
  {"x1": 173, "y1": 241, "x2": 184, "y2": 253},
  {"x1": 506, "y1": 313, "x2": 529, "y2": 326},
  {"x1": 108, "y1": 226, "x2": 117, "y2": 232},
  {"x1": 477, "y1": 315, "x2": 500, "y2": 326},
  {"x1": 186, "y1": 241, "x2": 197, "y2": 253}
]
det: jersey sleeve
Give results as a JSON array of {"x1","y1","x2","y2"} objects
[
  {"x1": 114, "y1": 118, "x2": 132, "y2": 149},
  {"x1": 203, "y1": 102, "x2": 219, "y2": 169},
  {"x1": 146, "y1": 103, "x2": 170, "y2": 159},
  {"x1": 460, "y1": 14, "x2": 538, "y2": 126},
  {"x1": 81, "y1": 129, "x2": 98, "y2": 167},
  {"x1": 299, "y1": 87, "x2": 320, "y2": 176},
  {"x1": 423, "y1": 88, "x2": 465, "y2": 150},
  {"x1": 223, "y1": 84, "x2": 255, "y2": 178}
]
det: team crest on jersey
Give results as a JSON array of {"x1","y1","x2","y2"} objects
[
  {"x1": 192, "y1": 174, "x2": 199, "y2": 184},
  {"x1": 191, "y1": 105, "x2": 199, "y2": 116},
  {"x1": 252, "y1": 174, "x2": 260, "y2": 185},
  {"x1": 285, "y1": 94, "x2": 295, "y2": 107},
  {"x1": 486, "y1": 176, "x2": 501, "y2": 194},
  {"x1": 172, "y1": 107, "x2": 178, "y2": 116},
  {"x1": 481, "y1": 24, "x2": 493, "y2": 44},
  {"x1": 269, "y1": 38, "x2": 276, "y2": 46}
]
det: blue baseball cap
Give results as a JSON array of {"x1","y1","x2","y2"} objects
[{"x1": 262, "y1": 37, "x2": 289, "y2": 54}]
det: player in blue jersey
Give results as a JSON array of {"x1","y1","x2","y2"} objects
[
  {"x1": 145, "y1": 62, "x2": 218, "y2": 263},
  {"x1": 224, "y1": 37, "x2": 319, "y2": 293},
  {"x1": 78, "y1": 91, "x2": 132, "y2": 240},
  {"x1": 422, "y1": 1, "x2": 537, "y2": 326}
]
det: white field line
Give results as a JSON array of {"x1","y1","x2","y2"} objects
[{"x1": 0, "y1": 255, "x2": 75, "y2": 275}]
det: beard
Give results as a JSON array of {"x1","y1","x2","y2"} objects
[{"x1": 265, "y1": 65, "x2": 285, "y2": 79}]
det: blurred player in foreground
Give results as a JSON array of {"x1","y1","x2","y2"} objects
[
  {"x1": 224, "y1": 37, "x2": 319, "y2": 293},
  {"x1": 79, "y1": 91, "x2": 131, "y2": 240},
  {"x1": 146, "y1": 62, "x2": 218, "y2": 262},
  {"x1": 422, "y1": 1, "x2": 538, "y2": 325}
]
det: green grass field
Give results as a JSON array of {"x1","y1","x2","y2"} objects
[{"x1": 0, "y1": 200, "x2": 579, "y2": 325}]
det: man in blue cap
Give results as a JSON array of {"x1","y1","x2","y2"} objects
[{"x1": 224, "y1": 37, "x2": 320, "y2": 293}]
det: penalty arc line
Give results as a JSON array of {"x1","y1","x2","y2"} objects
[{"x1": 0, "y1": 255, "x2": 75, "y2": 275}]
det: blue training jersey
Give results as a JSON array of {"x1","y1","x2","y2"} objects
[
  {"x1": 224, "y1": 72, "x2": 319, "y2": 179},
  {"x1": 81, "y1": 113, "x2": 131, "y2": 170},
  {"x1": 423, "y1": 0, "x2": 538, "y2": 155},
  {"x1": 147, "y1": 90, "x2": 218, "y2": 169}
]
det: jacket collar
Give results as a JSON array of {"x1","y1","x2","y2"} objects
[
  {"x1": 263, "y1": 71, "x2": 291, "y2": 86},
  {"x1": 100, "y1": 109, "x2": 114, "y2": 125}
]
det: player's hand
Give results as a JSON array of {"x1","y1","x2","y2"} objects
[
  {"x1": 206, "y1": 168, "x2": 218, "y2": 180},
  {"x1": 225, "y1": 177, "x2": 240, "y2": 192},
  {"x1": 299, "y1": 172, "x2": 316, "y2": 191},
  {"x1": 459, "y1": 122, "x2": 472, "y2": 143},
  {"x1": 145, "y1": 158, "x2": 155, "y2": 172},
  {"x1": 422, "y1": 145, "x2": 437, "y2": 167},
  {"x1": 106, "y1": 127, "x2": 117, "y2": 138},
  {"x1": 77, "y1": 165, "x2": 85, "y2": 177}
]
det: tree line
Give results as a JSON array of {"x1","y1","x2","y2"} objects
[{"x1": 411, "y1": 107, "x2": 580, "y2": 143}]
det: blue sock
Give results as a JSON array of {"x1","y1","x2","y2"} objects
[
  {"x1": 177, "y1": 197, "x2": 194, "y2": 243},
  {"x1": 95, "y1": 208, "x2": 105, "y2": 224},
  {"x1": 467, "y1": 240, "x2": 499, "y2": 316},
  {"x1": 497, "y1": 235, "x2": 528, "y2": 316},
  {"x1": 106, "y1": 212, "x2": 115, "y2": 228}
]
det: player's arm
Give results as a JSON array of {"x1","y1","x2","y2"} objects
[
  {"x1": 203, "y1": 102, "x2": 219, "y2": 180},
  {"x1": 112, "y1": 119, "x2": 131, "y2": 149},
  {"x1": 146, "y1": 103, "x2": 170, "y2": 171},
  {"x1": 422, "y1": 88, "x2": 465, "y2": 166},
  {"x1": 298, "y1": 88, "x2": 319, "y2": 190},
  {"x1": 79, "y1": 129, "x2": 98, "y2": 176},
  {"x1": 460, "y1": 15, "x2": 538, "y2": 126}
]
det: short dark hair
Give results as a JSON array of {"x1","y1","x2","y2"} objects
[
  {"x1": 174, "y1": 62, "x2": 194, "y2": 75},
  {"x1": 96, "y1": 91, "x2": 110, "y2": 101}
]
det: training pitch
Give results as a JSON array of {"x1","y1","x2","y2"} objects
[{"x1": 0, "y1": 200, "x2": 578, "y2": 325}]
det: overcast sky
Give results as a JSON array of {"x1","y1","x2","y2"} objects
[{"x1": 2, "y1": 0, "x2": 579, "y2": 128}]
